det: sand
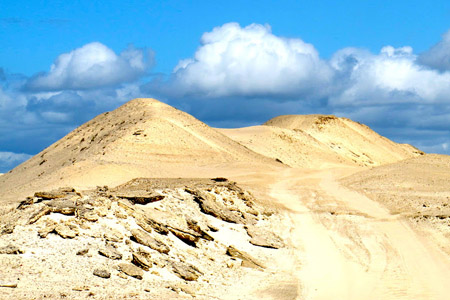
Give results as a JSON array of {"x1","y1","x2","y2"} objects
[{"x1": 1, "y1": 98, "x2": 449, "y2": 299}]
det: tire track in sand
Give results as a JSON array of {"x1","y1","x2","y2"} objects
[{"x1": 270, "y1": 168, "x2": 450, "y2": 300}]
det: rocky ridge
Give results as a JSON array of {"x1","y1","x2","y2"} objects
[{"x1": 0, "y1": 177, "x2": 284, "y2": 299}]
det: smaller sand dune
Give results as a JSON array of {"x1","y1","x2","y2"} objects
[
  {"x1": 219, "y1": 125, "x2": 351, "y2": 169},
  {"x1": 221, "y1": 114, "x2": 422, "y2": 169}
]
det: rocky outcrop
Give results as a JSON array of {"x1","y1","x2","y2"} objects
[
  {"x1": 1, "y1": 177, "x2": 284, "y2": 298},
  {"x1": 46, "y1": 199, "x2": 77, "y2": 215},
  {"x1": 115, "y1": 194, "x2": 165, "y2": 205},
  {"x1": 37, "y1": 219, "x2": 57, "y2": 238}
]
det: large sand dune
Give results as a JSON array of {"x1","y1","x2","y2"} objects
[{"x1": 0, "y1": 98, "x2": 279, "y2": 204}]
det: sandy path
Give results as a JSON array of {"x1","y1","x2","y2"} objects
[{"x1": 268, "y1": 168, "x2": 450, "y2": 300}]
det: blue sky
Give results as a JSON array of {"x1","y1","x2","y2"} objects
[{"x1": 1, "y1": 0, "x2": 450, "y2": 172}]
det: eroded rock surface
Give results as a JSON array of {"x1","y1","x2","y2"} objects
[{"x1": 0, "y1": 178, "x2": 284, "y2": 299}]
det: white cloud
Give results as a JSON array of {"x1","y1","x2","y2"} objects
[
  {"x1": 26, "y1": 42, "x2": 152, "y2": 91},
  {"x1": 169, "y1": 22, "x2": 333, "y2": 98},
  {"x1": 418, "y1": 30, "x2": 450, "y2": 71},
  {"x1": 164, "y1": 23, "x2": 450, "y2": 108},
  {"x1": 329, "y1": 45, "x2": 450, "y2": 106}
]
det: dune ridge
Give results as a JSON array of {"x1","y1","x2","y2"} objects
[{"x1": 221, "y1": 114, "x2": 422, "y2": 169}]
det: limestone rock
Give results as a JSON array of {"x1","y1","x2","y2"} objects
[
  {"x1": 188, "y1": 189, "x2": 244, "y2": 224},
  {"x1": 117, "y1": 199, "x2": 135, "y2": 214},
  {"x1": 186, "y1": 218, "x2": 214, "y2": 241},
  {"x1": 243, "y1": 213, "x2": 258, "y2": 225},
  {"x1": 169, "y1": 282, "x2": 198, "y2": 296},
  {"x1": 0, "y1": 223, "x2": 15, "y2": 235},
  {"x1": 170, "y1": 261, "x2": 203, "y2": 281},
  {"x1": 93, "y1": 268, "x2": 111, "y2": 279},
  {"x1": 131, "y1": 252, "x2": 152, "y2": 271},
  {"x1": 28, "y1": 206, "x2": 51, "y2": 224},
  {"x1": 98, "y1": 245, "x2": 122, "y2": 260},
  {"x1": 134, "y1": 209, "x2": 170, "y2": 235},
  {"x1": 34, "y1": 187, "x2": 80, "y2": 200},
  {"x1": 34, "y1": 191, "x2": 66, "y2": 200},
  {"x1": 16, "y1": 197, "x2": 34, "y2": 210},
  {"x1": 118, "y1": 263, "x2": 144, "y2": 280},
  {"x1": 77, "y1": 207, "x2": 99, "y2": 222},
  {"x1": 55, "y1": 223, "x2": 78, "y2": 239},
  {"x1": 0, "y1": 245, "x2": 23, "y2": 254},
  {"x1": 38, "y1": 220, "x2": 57, "y2": 238},
  {"x1": 46, "y1": 199, "x2": 76, "y2": 215},
  {"x1": 226, "y1": 246, "x2": 264, "y2": 269},
  {"x1": 131, "y1": 229, "x2": 169, "y2": 254},
  {"x1": 169, "y1": 228, "x2": 200, "y2": 247},
  {"x1": 104, "y1": 230, "x2": 124, "y2": 243},
  {"x1": 116, "y1": 194, "x2": 165, "y2": 205},
  {"x1": 245, "y1": 226, "x2": 284, "y2": 249}
]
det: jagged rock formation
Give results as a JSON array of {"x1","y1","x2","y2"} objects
[{"x1": 0, "y1": 178, "x2": 284, "y2": 299}]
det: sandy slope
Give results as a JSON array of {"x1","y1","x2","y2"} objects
[
  {"x1": 341, "y1": 154, "x2": 450, "y2": 255},
  {"x1": 262, "y1": 114, "x2": 422, "y2": 167},
  {"x1": 261, "y1": 167, "x2": 450, "y2": 300},
  {"x1": 219, "y1": 125, "x2": 351, "y2": 169},
  {"x1": 0, "y1": 98, "x2": 280, "y2": 205}
]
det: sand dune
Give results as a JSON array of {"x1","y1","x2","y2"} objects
[
  {"x1": 0, "y1": 98, "x2": 280, "y2": 204},
  {"x1": 220, "y1": 125, "x2": 351, "y2": 169},
  {"x1": 261, "y1": 114, "x2": 423, "y2": 167}
]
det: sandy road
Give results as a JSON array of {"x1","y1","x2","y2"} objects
[{"x1": 268, "y1": 168, "x2": 450, "y2": 300}]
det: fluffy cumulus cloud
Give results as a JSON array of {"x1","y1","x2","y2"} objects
[
  {"x1": 161, "y1": 22, "x2": 450, "y2": 111},
  {"x1": 26, "y1": 42, "x2": 153, "y2": 91},
  {"x1": 168, "y1": 23, "x2": 333, "y2": 98},
  {"x1": 329, "y1": 45, "x2": 450, "y2": 106}
]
